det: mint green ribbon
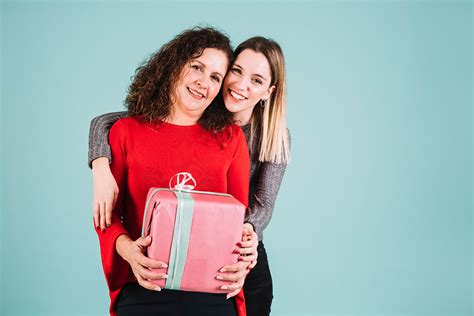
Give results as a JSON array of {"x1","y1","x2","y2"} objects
[{"x1": 165, "y1": 190, "x2": 195, "y2": 290}]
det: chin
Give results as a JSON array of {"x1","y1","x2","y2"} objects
[
  {"x1": 184, "y1": 99, "x2": 206, "y2": 111},
  {"x1": 224, "y1": 104, "x2": 238, "y2": 114}
]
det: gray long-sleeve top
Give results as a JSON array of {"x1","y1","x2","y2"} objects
[{"x1": 88, "y1": 112, "x2": 289, "y2": 240}]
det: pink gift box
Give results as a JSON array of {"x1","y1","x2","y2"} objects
[{"x1": 142, "y1": 188, "x2": 245, "y2": 293}]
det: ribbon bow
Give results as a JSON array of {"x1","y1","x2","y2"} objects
[{"x1": 169, "y1": 172, "x2": 196, "y2": 191}]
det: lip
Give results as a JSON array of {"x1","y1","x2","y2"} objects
[
  {"x1": 227, "y1": 89, "x2": 248, "y2": 102},
  {"x1": 187, "y1": 87, "x2": 206, "y2": 100}
]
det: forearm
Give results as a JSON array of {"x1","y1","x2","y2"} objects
[
  {"x1": 88, "y1": 111, "x2": 128, "y2": 168},
  {"x1": 245, "y1": 161, "x2": 287, "y2": 239}
]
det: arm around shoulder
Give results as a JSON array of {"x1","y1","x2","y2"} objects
[{"x1": 88, "y1": 111, "x2": 128, "y2": 168}]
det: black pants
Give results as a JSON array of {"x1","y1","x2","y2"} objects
[
  {"x1": 116, "y1": 283, "x2": 236, "y2": 316},
  {"x1": 243, "y1": 241, "x2": 273, "y2": 316}
]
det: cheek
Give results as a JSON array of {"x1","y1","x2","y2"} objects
[
  {"x1": 209, "y1": 84, "x2": 221, "y2": 99},
  {"x1": 185, "y1": 72, "x2": 198, "y2": 83},
  {"x1": 179, "y1": 68, "x2": 192, "y2": 82},
  {"x1": 249, "y1": 86, "x2": 267, "y2": 100},
  {"x1": 223, "y1": 74, "x2": 236, "y2": 89}
]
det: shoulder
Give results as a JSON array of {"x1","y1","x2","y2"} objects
[
  {"x1": 112, "y1": 116, "x2": 141, "y2": 129},
  {"x1": 215, "y1": 124, "x2": 247, "y2": 155},
  {"x1": 109, "y1": 117, "x2": 143, "y2": 141},
  {"x1": 214, "y1": 124, "x2": 246, "y2": 145},
  {"x1": 231, "y1": 124, "x2": 245, "y2": 137},
  {"x1": 230, "y1": 124, "x2": 247, "y2": 146},
  {"x1": 232, "y1": 125, "x2": 249, "y2": 159}
]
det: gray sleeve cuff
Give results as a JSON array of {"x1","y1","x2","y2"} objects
[{"x1": 88, "y1": 111, "x2": 128, "y2": 168}]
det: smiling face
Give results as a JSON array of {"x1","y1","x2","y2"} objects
[
  {"x1": 171, "y1": 48, "x2": 228, "y2": 124},
  {"x1": 222, "y1": 49, "x2": 275, "y2": 125}
]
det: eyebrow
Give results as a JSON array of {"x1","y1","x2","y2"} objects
[
  {"x1": 192, "y1": 60, "x2": 224, "y2": 79},
  {"x1": 233, "y1": 63, "x2": 268, "y2": 81}
]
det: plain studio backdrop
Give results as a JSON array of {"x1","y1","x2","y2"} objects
[{"x1": 1, "y1": 1, "x2": 472, "y2": 315}]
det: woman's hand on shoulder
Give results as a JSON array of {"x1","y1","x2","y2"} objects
[{"x1": 92, "y1": 157, "x2": 119, "y2": 231}]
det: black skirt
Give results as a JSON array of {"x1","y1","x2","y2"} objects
[{"x1": 115, "y1": 282, "x2": 236, "y2": 316}]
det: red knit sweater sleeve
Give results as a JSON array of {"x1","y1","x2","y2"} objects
[
  {"x1": 226, "y1": 126, "x2": 250, "y2": 316},
  {"x1": 95, "y1": 119, "x2": 130, "y2": 293},
  {"x1": 227, "y1": 126, "x2": 250, "y2": 208}
]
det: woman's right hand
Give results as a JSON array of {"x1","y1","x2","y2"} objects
[
  {"x1": 92, "y1": 157, "x2": 119, "y2": 231},
  {"x1": 116, "y1": 235, "x2": 168, "y2": 291}
]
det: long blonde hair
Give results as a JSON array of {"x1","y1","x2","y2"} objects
[{"x1": 234, "y1": 37, "x2": 290, "y2": 164}]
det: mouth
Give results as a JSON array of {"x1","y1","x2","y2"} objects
[
  {"x1": 187, "y1": 87, "x2": 206, "y2": 100},
  {"x1": 228, "y1": 89, "x2": 248, "y2": 102}
]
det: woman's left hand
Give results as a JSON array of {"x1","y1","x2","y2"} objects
[
  {"x1": 216, "y1": 261, "x2": 250, "y2": 299},
  {"x1": 216, "y1": 223, "x2": 259, "y2": 299},
  {"x1": 237, "y1": 223, "x2": 258, "y2": 270}
]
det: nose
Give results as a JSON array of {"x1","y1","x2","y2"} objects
[
  {"x1": 195, "y1": 74, "x2": 209, "y2": 90},
  {"x1": 233, "y1": 76, "x2": 250, "y2": 92}
]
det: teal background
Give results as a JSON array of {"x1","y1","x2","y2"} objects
[{"x1": 1, "y1": 0, "x2": 472, "y2": 315}]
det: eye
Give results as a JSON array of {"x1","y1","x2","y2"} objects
[
  {"x1": 211, "y1": 75, "x2": 221, "y2": 83},
  {"x1": 252, "y1": 78, "x2": 263, "y2": 85},
  {"x1": 231, "y1": 67, "x2": 242, "y2": 74},
  {"x1": 191, "y1": 64, "x2": 203, "y2": 72}
]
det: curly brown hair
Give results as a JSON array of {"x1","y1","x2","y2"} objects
[{"x1": 125, "y1": 27, "x2": 234, "y2": 133}]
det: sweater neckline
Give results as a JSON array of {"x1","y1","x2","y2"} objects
[{"x1": 157, "y1": 120, "x2": 203, "y2": 131}]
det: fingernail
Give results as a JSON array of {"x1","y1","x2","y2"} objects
[
  {"x1": 220, "y1": 268, "x2": 227, "y2": 272},
  {"x1": 155, "y1": 287, "x2": 161, "y2": 291},
  {"x1": 161, "y1": 264, "x2": 168, "y2": 268},
  {"x1": 107, "y1": 224, "x2": 111, "y2": 228},
  {"x1": 226, "y1": 294, "x2": 231, "y2": 299},
  {"x1": 216, "y1": 276, "x2": 224, "y2": 280},
  {"x1": 96, "y1": 226, "x2": 100, "y2": 230},
  {"x1": 221, "y1": 285, "x2": 228, "y2": 290},
  {"x1": 163, "y1": 274, "x2": 168, "y2": 278}
]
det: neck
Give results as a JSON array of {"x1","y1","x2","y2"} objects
[
  {"x1": 167, "y1": 107, "x2": 201, "y2": 125},
  {"x1": 233, "y1": 108, "x2": 253, "y2": 126},
  {"x1": 167, "y1": 115, "x2": 199, "y2": 125}
]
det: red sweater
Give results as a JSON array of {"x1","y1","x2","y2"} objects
[{"x1": 96, "y1": 117, "x2": 250, "y2": 316}]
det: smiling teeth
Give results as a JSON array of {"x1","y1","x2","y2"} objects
[
  {"x1": 230, "y1": 90, "x2": 246, "y2": 100},
  {"x1": 188, "y1": 88, "x2": 204, "y2": 98}
]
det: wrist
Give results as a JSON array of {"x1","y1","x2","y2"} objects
[
  {"x1": 92, "y1": 157, "x2": 110, "y2": 169},
  {"x1": 244, "y1": 222, "x2": 255, "y2": 231},
  {"x1": 243, "y1": 222, "x2": 255, "y2": 236},
  {"x1": 115, "y1": 234, "x2": 132, "y2": 262}
]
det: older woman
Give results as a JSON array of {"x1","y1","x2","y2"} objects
[{"x1": 94, "y1": 27, "x2": 256, "y2": 316}]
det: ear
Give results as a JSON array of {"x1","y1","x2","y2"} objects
[{"x1": 262, "y1": 85, "x2": 276, "y2": 101}]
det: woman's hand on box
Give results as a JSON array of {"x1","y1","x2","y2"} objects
[
  {"x1": 237, "y1": 223, "x2": 258, "y2": 270},
  {"x1": 216, "y1": 223, "x2": 258, "y2": 299},
  {"x1": 116, "y1": 235, "x2": 168, "y2": 291},
  {"x1": 92, "y1": 157, "x2": 118, "y2": 231},
  {"x1": 216, "y1": 261, "x2": 250, "y2": 299}
]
